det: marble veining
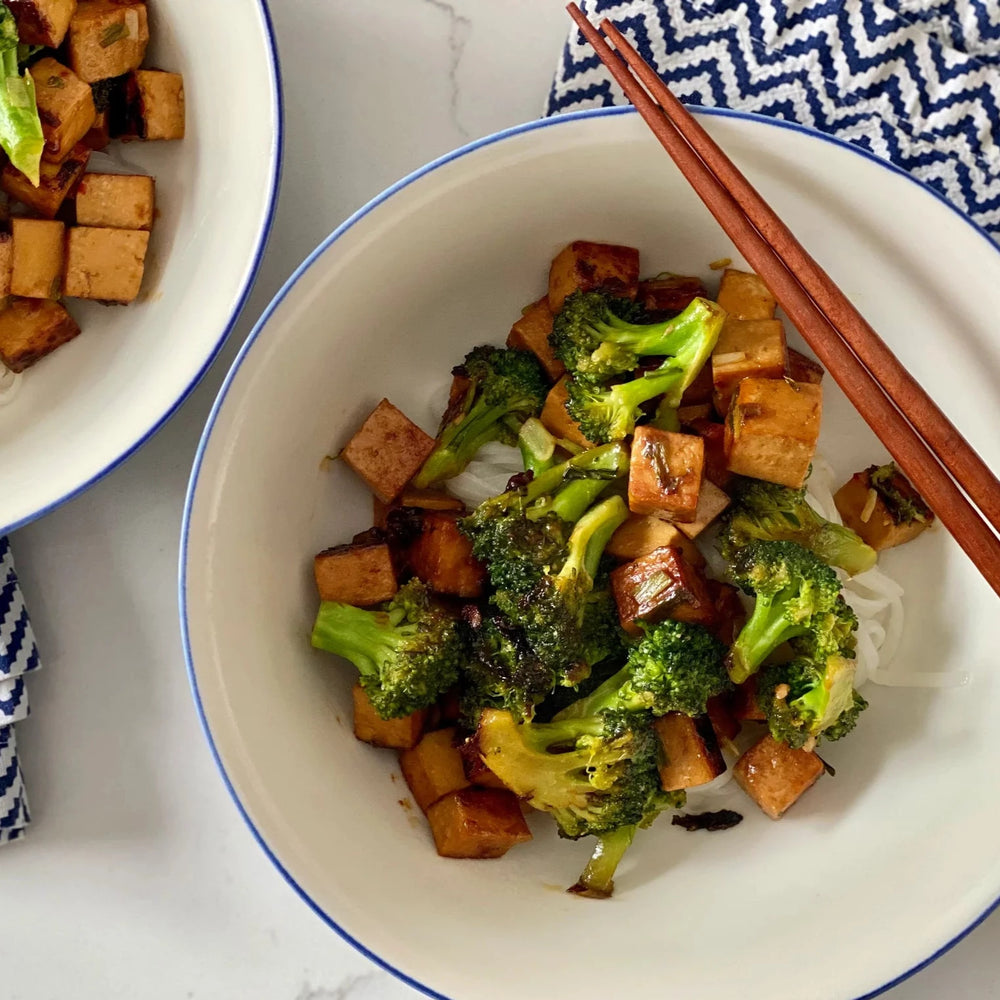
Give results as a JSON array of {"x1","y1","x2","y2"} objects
[{"x1": 422, "y1": 0, "x2": 472, "y2": 137}]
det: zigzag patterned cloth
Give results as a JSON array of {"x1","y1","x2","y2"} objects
[{"x1": 547, "y1": 0, "x2": 1000, "y2": 238}]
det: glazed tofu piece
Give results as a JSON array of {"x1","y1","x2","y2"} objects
[
  {"x1": 628, "y1": 426, "x2": 704, "y2": 523},
  {"x1": 676, "y1": 479, "x2": 731, "y2": 540},
  {"x1": 725, "y1": 378, "x2": 822, "y2": 488},
  {"x1": 834, "y1": 463, "x2": 934, "y2": 551},
  {"x1": 506, "y1": 297, "x2": 564, "y2": 382},
  {"x1": 707, "y1": 579, "x2": 746, "y2": 646},
  {"x1": 68, "y1": 1, "x2": 148, "y2": 83},
  {"x1": 706, "y1": 693, "x2": 741, "y2": 744},
  {"x1": 75, "y1": 173, "x2": 154, "y2": 230},
  {"x1": 31, "y1": 58, "x2": 97, "y2": 163},
  {"x1": 610, "y1": 545, "x2": 716, "y2": 634},
  {"x1": 734, "y1": 733, "x2": 824, "y2": 819},
  {"x1": 352, "y1": 684, "x2": 426, "y2": 748},
  {"x1": 711, "y1": 317, "x2": 788, "y2": 414},
  {"x1": 372, "y1": 488, "x2": 464, "y2": 529},
  {"x1": 0, "y1": 297, "x2": 80, "y2": 372},
  {"x1": 426, "y1": 788, "x2": 532, "y2": 859},
  {"x1": 677, "y1": 402, "x2": 712, "y2": 424},
  {"x1": 82, "y1": 109, "x2": 111, "y2": 151},
  {"x1": 6, "y1": 0, "x2": 77, "y2": 47},
  {"x1": 547, "y1": 240, "x2": 640, "y2": 313},
  {"x1": 786, "y1": 346, "x2": 824, "y2": 385},
  {"x1": 340, "y1": 399, "x2": 436, "y2": 504},
  {"x1": 686, "y1": 417, "x2": 732, "y2": 490},
  {"x1": 654, "y1": 713, "x2": 726, "y2": 791},
  {"x1": 716, "y1": 268, "x2": 776, "y2": 320},
  {"x1": 679, "y1": 360, "x2": 714, "y2": 406},
  {"x1": 313, "y1": 542, "x2": 397, "y2": 606},
  {"x1": 63, "y1": 226, "x2": 149, "y2": 302},
  {"x1": 731, "y1": 676, "x2": 766, "y2": 722},
  {"x1": 407, "y1": 512, "x2": 486, "y2": 598},
  {"x1": 11, "y1": 219, "x2": 65, "y2": 299},
  {"x1": 637, "y1": 273, "x2": 707, "y2": 316},
  {"x1": 540, "y1": 375, "x2": 594, "y2": 449},
  {"x1": 606, "y1": 513, "x2": 705, "y2": 567},
  {"x1": 399, "y1": 728, "x2": 470, "y2": 813},
  {"x1": 0, "y1": 232, "x2": 12, "y2": 297},
  {"x1": 132, "y1": 70, "x2": 185, "y2": 140},
  {"x1": 1, "y1": 144, "x2": 90, "y2": 219}
]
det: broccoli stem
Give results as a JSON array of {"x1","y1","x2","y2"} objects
[
  {"x1": 311, "y1": 602, "x2": 405, "y2": 678},
  {"x1": 415, "y1": 398, "x2": 513, "y2": 487},
  {"x1": 728, "y1": 594, "x2": 807, "y2": 684},
  {"x1": 650, "y1": 398, "x2": 681, "y2": 432},
  {"x1": 518, "y1": 417, "x2": 556, "y2": 476},
  {"x1": 567, "y1": 825, "x2": 636, "y2": 899},
  {"x1": 558, "y1": 496, "x2": 629, "y2": 586},
  {"x1": 600, "y1": 298, "x2": 723, "y2": 357},
  {"x1": 517, "y1": 442, "x2": 629, "y2": 505}
]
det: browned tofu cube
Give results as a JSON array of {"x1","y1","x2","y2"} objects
[
  {"x1": 82, "y1": 108, "x2": 110, "y2": 151},
  {"x1": 786, "y1": 346, "x2": 824, "y2": 385},
  {"x1": 676, "y1": 479, "x2": 731, "y2": 540},
  {"x1": 677, "y1": 402, "x2": 713, "y2": 425},
  {"x1": 131, "y1": 69, "x2": 185, "y2": 141},
  {"x1": 725, "y1": 378, "x2": 822, "y2": 488},
  {"x1": 68, "y1": 1, "x2": 148, "y2": 83},
  {"x1": 506, "y1": 297, "x2": 564, "y2": 382},
  {"x1": 731, "y1": 677, "x2": 766, "y2": 722},
  {"x1": 407, "y1": 512, "x2": 485, "y2": 598},
  {"x1": 6, "y1": 0, "x2": 77, "y2": 47},
  {"x1": 426, "y1": 788, "x2": 532, "y2": 859},
  {"x1": 638, "y1": 274, "x2": 707, "y2": 316},
  {"x1": 396, "y1": 487, "x2": 464, "y2": 513},
  {"x1": 75, "y1": 172, "x2": 154, "y2": 230},
  {"x1": 680, "y1": 360, "x2": 714, "y2": 405},
  {"x1": 716, "y1": 268, "x2": 776, "y2": 320},
  {"x1": 654, "y1": 713, "x2": 726, "y2": 791},
  {"x1": 399, "y1": 728, "x2": 470, "y2": 813},
  {"x1": 456, "y1": 733, "x2": 510, "y2": 790},
  {"x1": 0, "y1": 297, "x2": 80, "y2": 372},
  {"x1": 707, "y1": 579, "x2": 745, "y2": 646},
  {"x1": 1, "y1": 144, "x2": 90, "y2": 219},
  {"x1": 834, "y1": 464, "x2": 934, "y2": 551},
  {"x1": 706, "y1": 693, "x2": 740, "y2": 744},
  {"x1": 606, "y1": 513, "x2": 705, "y2": 567},
  {"x1": 11, "y1": 218, "x2": 65, "y2": 299},
  {"x1": 340, "y1": 399, "x2": 436, "y2": 504},
  {"x1": 734, "y1": 734, "x2": 824, "y2": 819},
  {"x1": 0, "y1": 232, "x2": 12, "y2": 298},
  {"x1": 540, "y1": 376, "x2": 594, "y2": 449},
  {"x1": 610, "y1": 545, "x2": 716, "y2": 634},
  {"x1": 711, "y1": 317, "x2": 788, "y2": 414},
  {"x1": 313, "y1": 542, "x2": 397, "y2": 606},
  {"x1": 63, "y1": 226, "x2": 149, "y2": 302},
  {"x1": 352, "y1": 684, "x2": 426, "y2": 748},
  {"x1": 628, "y1": 426, "x2": 704, "y2": 523},
  {"x1": 31, "y1": 58, "x2": 96, "y2": 163},
  {"x1": 548, "y1": 240, "x2": 640, "y2": 314},
  {"x1": 687, "y1": 417, "x2": 732, "y2": 490}
]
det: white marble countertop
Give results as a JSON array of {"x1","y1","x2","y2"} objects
[{"x1": 3, "y1": 1, "x2": 1000, "y2": 997}]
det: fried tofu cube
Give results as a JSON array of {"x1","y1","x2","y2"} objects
[
  {"x1": 340, "y1": 399, "x2": 436, "y2": 505},
  {"x1": 0, "y1": 232, "x2": 13, "y2": 298},
  {"x1": 707, "y1": 579, "x2": 745, "y2": 646},
  {"x1": 352, "y1": 684, "x2": 426, "y2": 749},
  {"x1": 606, "y1": 513, "x2": 705, "y2": 567},
  {"x1": 675, "y1": 479, "x2": 731, "y2": 540},
  {"x1": 680, "y1": 360, "x2": 714, "y2": 406},
  {"x1": 396, "y1": 487, "x2": 464, "y2": 513},
  {"x1": 506, "y1": 297, "x2": 564, "y2": 382},
  {"x1": 399, "y1": 728, "x2": 470, "y2": 813},
  {"x1": 31, "y1": 57, "x2": 97, "y2": 163},
  {"x1": 131, "y1": 69, "x2": 185, "y2": 141},
  {"x1": 0, "y1": 297, "x2": 79, "y2": 372},
  {"x1": 638, "y1": 274, "x2": 707, "y2": 316},
  {"x1": 82, "y1": 109, "x2": 110, "y2": 150},
  {"x1": 628, "y1": 426, "x2": 704, "y2": 523},
  {"x1": 610, "y1": 545, "x2": 716, "y2": 634},
  {"x1": 725, "y1": 378, "x2": 822, "y2": 489},
  {"x1": 654, "y1": 713, "x2": 726, "y2": 791},
  {"x1": 1, "y1": 144, "x2": 90, "y2": 219},
  {"x1": 68, "y1": 1, "x2": 148, "y2": 83},
  {"x1": 734, "y1": 734, "x2": 824, "y2": 819},
  {"x1": 313, "y1": 542, "x2": 397, "y2": 606},
  {"x1": 407, "y1": 512, "x2": 485, "y2": 598},
  {"x1": 731, "y1": 676, "x2": 766, "y2": 722},
  {"x1": 426, "y1": 788, "x2": 532, "y2": 859},
  {"x1": 711, "y1": 317, "x2": 788, "y2": 413},
  {"x1": 540, "y1": 375, "x2": 594, "y2": 449},
  {"x1": 834, "y1": 464, "x2": 934, "y2": 551},
  {"x1": 63, "y1": 226, "x2": 149, "y2": 302},
  {"x1": 677, "y1": 402, "x2": 712, "y2": 424},
  {"x1": 11, "y1": 218, "x2": 65, "y2": 299},
  {"x1": 706, "y1": 693, "x2": 741, "y2": 744},
  {"x1": 6, "y1": 0, "x2": 77, "y2": 47},
  {"x1": 75, "y1": 172, "x2": 154, "y2": 230},
  {"x1": 687, "y1": 417, "x2": 732, "y2": 490},
  {"x1": 547, "y1": 240, "x2": 640, "y2": 313},
  {"x1": 716, "y1": 268, "x2": 776, "y2": 320},
  {"x1": 786, "y1": 346, "x2": 824, "y2": 385}
]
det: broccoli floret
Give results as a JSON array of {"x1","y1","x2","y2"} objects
[
  {"x1": 757, "y1": 655, "x2": 868, "y2": 749},
  {"x1": 719, "y1": 477, "x2": 877, "y2": 576},
  {"x1": 310, "y1": 579, "x2": 464, "y2": 719},
  {"x1": 728, "y1": 540, "x2": 843, "y2": 684},
  {"x1": 414, "y1": 346, "x2": 548, "y2": 488},
  {"x1": 793, "y1": 595, "x2": 859, "y2": 661},
  {"x1": 550, "y1": 291, "x2": 726, "y2": 381}
]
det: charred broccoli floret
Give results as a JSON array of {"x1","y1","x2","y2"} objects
[
  {"x1": 310, "y1": 579, "x2": 464, "y2": 719},
  {"x1": 719, "y1": 477, "x2": 877, "y2": 576},
  {"x1": 414, "y1": 346, "x2": 547, "y2": 488}
]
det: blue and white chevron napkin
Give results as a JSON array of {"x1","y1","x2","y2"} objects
[{"x1": 548, "y1": 0, "x2": 1000, "y2": 239}]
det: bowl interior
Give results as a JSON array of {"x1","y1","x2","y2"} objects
[
  {"x1": 0, "y1": 0, "x2": 278, "y2": 532},
  {"x1": 183, "y1": 110, "x2": 1000, "y2": 1000}
]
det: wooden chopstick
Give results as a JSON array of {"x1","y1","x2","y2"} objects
[{"x1": 565, "y1": 3, "x2": 1000, "y2": 598}]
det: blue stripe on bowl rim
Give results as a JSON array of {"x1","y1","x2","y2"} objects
[
  {"x1": 180, "y1": 104, "x2": 1000, "y2": 1000},
  {"x1": 0, "y1": 0, "x2": 285, "y2": 538}
]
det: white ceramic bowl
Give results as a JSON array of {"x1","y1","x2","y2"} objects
[
  {"x1": 0, "y1": 0, "x2": 281, "y2": 533},
  {"x1": 181, "y1": 108, "x2": 1000, "y2": 1000}
]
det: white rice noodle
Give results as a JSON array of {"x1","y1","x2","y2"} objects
[
  {"x1": 444, "y1": 441, "x2": 525, "y2": 510},
  {"x1": 0, "y1": 365, "x2": 20, "y2": 407}
]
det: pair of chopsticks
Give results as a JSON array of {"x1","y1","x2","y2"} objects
[{"x1": 567, "y1": 3, "x2": 1000, "y2": 599}]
